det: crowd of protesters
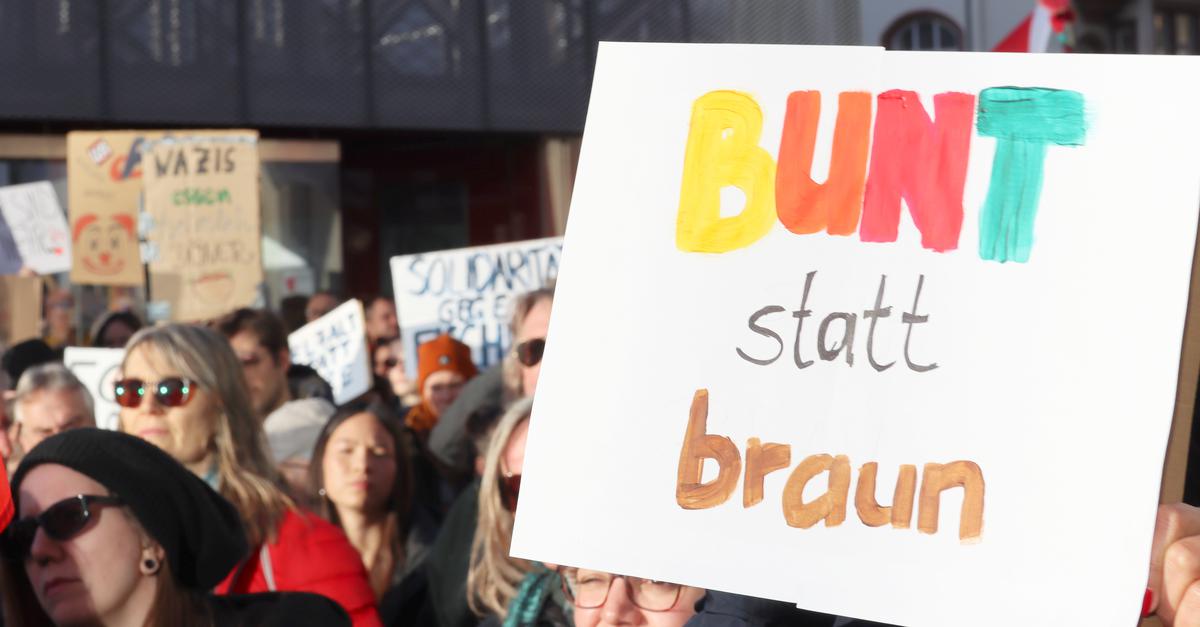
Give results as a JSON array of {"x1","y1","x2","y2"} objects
[{"x1": 2, "y1": 283, "x2": 1200, "y2": 627}]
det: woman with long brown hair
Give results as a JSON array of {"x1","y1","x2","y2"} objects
[
  {"x1": 309, "y1": 397, "x2": 438, "y2": 601},
  {"x1": 116, "y1": 324, "x2": 380, "y2": 626}
]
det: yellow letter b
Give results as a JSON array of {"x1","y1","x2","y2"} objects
[{"x1": 676, "y1": 91, "x2": 777, "y2": 253}]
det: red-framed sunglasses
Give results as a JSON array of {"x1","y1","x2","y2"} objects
[{"x1": 114, "y1": 377, "x2": 194, "y2": 408}]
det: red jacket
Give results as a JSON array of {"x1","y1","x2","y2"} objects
[{"x1": 216, "y1": 508, "x2": 381, "y2": 627}]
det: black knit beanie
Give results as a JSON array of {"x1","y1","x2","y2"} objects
[{"x1": 10, "y1": 428, "x2": 249, "y2": 589}]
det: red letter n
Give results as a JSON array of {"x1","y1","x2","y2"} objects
[{"x1": 861, "y1": 90, "x2": 975, "y2": 252}]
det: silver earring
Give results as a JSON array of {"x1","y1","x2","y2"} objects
[
  {"x1": 318, "y1": 488, "x2": 326, "y2": 497},
  {"x1": 141, "y1": 558, "x2": 160, "y2": 575}
]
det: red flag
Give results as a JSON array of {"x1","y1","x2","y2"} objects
[
  {"x1": 0, "y1": 457, "x2": 12, "y2": 532},
  {"x1": 993, "y1": 0, "x2": 1074, "y2": 53}
]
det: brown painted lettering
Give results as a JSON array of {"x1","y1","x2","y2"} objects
[
  {"x1": 675, "y1": 389, "x2": 742, "y2": 509},
  {"x1": 743, "y1": 437, "x2": 791, "y2": 507},
  {"x1": 918, "y1": 461, "x2": 985, "y2": 541},
  {"x1": 782, "y1": 454, "x2": 850, "y2": 528},
  {"x1": 891, "y1": 464, "x2": 917, "y2": 529}
]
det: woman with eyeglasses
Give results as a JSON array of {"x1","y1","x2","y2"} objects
[
  {"x1": 114, "y1": 324, "x2": 381, "y2": 627},
  {"x1": 559, "y1": 568, "x2": 704, "y2": 627},
  {"x1": 0, "y1": 428, "x2": 350, "y2": 626},
  {"x1": 308, "y1": 397, "x2": 438, "y2": 617}
]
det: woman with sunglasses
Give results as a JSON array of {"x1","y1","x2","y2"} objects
[
  {"x1": 114, "y1": 324, "x2": 381, "y2": 627},
  {"x1": 467, "y1": 398, "x2": 536, "y2": 621},
  {"x1": 309, "y1": 397, "x2": 440, "y2": 622},
  {"x1": 0, "y1": 428, "x2": 349, "y2": 626}
]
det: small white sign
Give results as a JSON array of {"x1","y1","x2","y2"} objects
[
  {"x1": 63, "y1": 347, "x2": 125, "y2": 431},
  {"x1": 0, "y1": 181, "x2": 72, "y2": 274},
  {"x1": 390, "y1": 237, "x2": 562, "y2": 379},
  {"x1": 288, "y1": 299, "x2": 371, "y2": 405}
]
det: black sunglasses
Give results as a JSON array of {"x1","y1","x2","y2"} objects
[
  {"x1": 514, "y1": 338, "x2": 546, "y2": 367},
  {"x1": 0, "y1": 495, "x2": 124, "y2": 561}
]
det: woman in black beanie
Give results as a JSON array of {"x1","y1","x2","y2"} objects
[{"x1": 0, "y1": 429, "x2": 349, "y2": 627}]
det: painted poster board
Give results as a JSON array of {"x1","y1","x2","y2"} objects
[
  {"x1": 63, "y1": 347, "x2": 125, "y2": 431},
  {"x1": 142, "y1": 132, "x2": 262, "y2": 322},
  {"x1": 0, "y1": 182, "x2": 71, "y2": 275},
  {"x1": 288, "y1": 299, "x2": 371, "y2": 405},
  {"x1": 0, "y1": 216, "x2": 25, "y2": 275},
  {"x1": 389, "y1": 237, "x2": 562, "y2": 379},
  {"x1": 509, "y1": 44, "x2": 1200, "y2": 627},
  {"x1": 0, "y1": 276, "x2": 41, "y2": 346},
  {"x1": 67, "y1": 131, "x2": 155, "y2": 286}
]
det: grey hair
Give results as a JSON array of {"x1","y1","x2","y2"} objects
[{"x1": 12, "y1": 363, "x2": 94, "y2": 425}]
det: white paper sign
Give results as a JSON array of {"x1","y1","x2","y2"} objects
[
  {"x1": 63, "y1": 347, "x2": 125, "y2": 431},
  {"x1": 288, "y1": 299, "x2": 371, "y2": 405},
  {"x1": 0, "y1": 181, "x2": 72, "y2": 274},
  {"x1": 390, "y1": 237, "x2": 562, "y2": 379},
  {"x1": 510, "y1": 44, "x2": 1200, "y2": 627}
]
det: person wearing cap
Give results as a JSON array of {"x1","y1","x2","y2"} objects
[
  {"x1": 0, "y1": 429, "x2": 349, "y2": 626},
  {"x1": 404, "y1": 334, "x2": 479, "y2": 436},
  {"x1": 115, "y1": 323, "x2": 381, "y2": 626}
]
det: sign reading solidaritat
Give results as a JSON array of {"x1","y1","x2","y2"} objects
[
  {"x1": 67, "y1": 131, "x2": 156, "y2": 286},
  {"x1": 390, "y1": 237, "x2": 562, "y2": 379},
  {"x1": 142, "y1": 132, "x2": 262, "y2": 322},
  {"x1": 509, "y1": 44, "x2": 1200, "y2": 627},
  {"x1": 63, "y1": 347, "x2": 125, "y2": 431},
  {"x1": 0, "y1": 182, "x2": 71, "y2": 275},
  {"x1": 288, "y1": 299, "x2": 371, "y2": 405}
]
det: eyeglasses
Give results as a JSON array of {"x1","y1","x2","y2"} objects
[
  {"x1": 561, "y1": 569, "x2": 683, "y2": 612},
  {"x1": 514, "y1": 338, "x2": 546, "y2": 367},
  {"x1": 0, "y1": 495, "x2": 124, "y2": 561},
  {"x1": 114, "y1": 377, "x2": 194, "y2": 408},
  {"x1": 499, "y1": 470, "x2": 521, "y2": 512}
]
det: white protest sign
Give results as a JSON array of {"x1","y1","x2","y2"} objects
[
  {"x1": 288, "y1": 299, "x2": 371, "y2": 405},
  {"x1": 63, "y1": 347, "x2": 125, "y2": 431},
  {"x1": 510, "y1": 43, "x2": 1200, "y2": 627},
  {"x1": 390, "y1": 237, "x2": 562, "y2": 379},
  {"x1": 0, "y1": 181, "x2": 71, "y2": 274}
]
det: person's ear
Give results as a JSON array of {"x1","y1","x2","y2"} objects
[
  {"x1": 278, "y1": 348, "x2": 291, "y2": 371},
  {"x1": 139, "y1": 541, "x2": 166, "y2": 576}
]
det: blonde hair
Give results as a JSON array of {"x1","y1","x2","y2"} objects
[
  {"x1": 121, "y1": 324, "x2": 290, "y2": 546},
  {"x1": 466, "y1": 397, "x2": 535, "y2": 618},
  {"x1": 501, "y1": 285, "x2": 554, "y2": 404}
]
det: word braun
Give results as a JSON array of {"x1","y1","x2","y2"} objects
[
  {"x1": 676, "y1": 87, "x2": 1086, "y2": 263},
  {"x1": 675, "y1": 390, "x2": 984, "y2": 542}
]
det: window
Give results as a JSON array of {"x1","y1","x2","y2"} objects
[
  {"x1": 1155, "y1": 8, "x2": 1199, "y2": 54},
  {"x1": 883, "y1": 11, "x2": 963, "y2": 51}
]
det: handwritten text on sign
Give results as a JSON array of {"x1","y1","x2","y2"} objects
[
  {"x1": 63, "y1": 347, "x2": 125, "y2": 431},
  {"x1": 0, "y1": 182, "x2": 72, "y2": 275},
  {"x1": 288, "y1": 299, "x2": 371, "y2": 405},
  {"x1": 509, "y1": 45, "x2": 1200, "y2": 627},
  {"x1": 391, "y1": 237, "x2": 561, "y2": 378}
]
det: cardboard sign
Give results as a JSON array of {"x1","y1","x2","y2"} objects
[
  {"x1": 67, "y1": 131, "x2": 156, "y2": 286},
  {"x1": 142, "y1": 132, "x2": 262, "y2": 322},
  {"x1": 288, "y1": 299, "x2": 371, "y2": 405},
  {"x1": 390, "y1": 237, "x2": 562, "y2": 379},
  {"x1": 62, "y1": 347, "x2": 125, "y2": 431},
  {"x1": 0, "y1": 217, "x2": 24, "y2": 275},
  {"x1": 0, "y1": 182, "x2": 71, "y2": 275},
  {"x1": 0, "y1": 276, "x2": 41, "y2": 346},
  {"x1": 510, "y1": 44, "x2": 1200, "y2": 627}
]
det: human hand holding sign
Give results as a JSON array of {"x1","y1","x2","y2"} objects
[{"x1": 1148, "y1": 504, "x2": 1200, "y2": 624}]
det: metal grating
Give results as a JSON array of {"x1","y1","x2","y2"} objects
[{"x1": 0, "y1": 0, "x2": 862, "y2": 132}]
